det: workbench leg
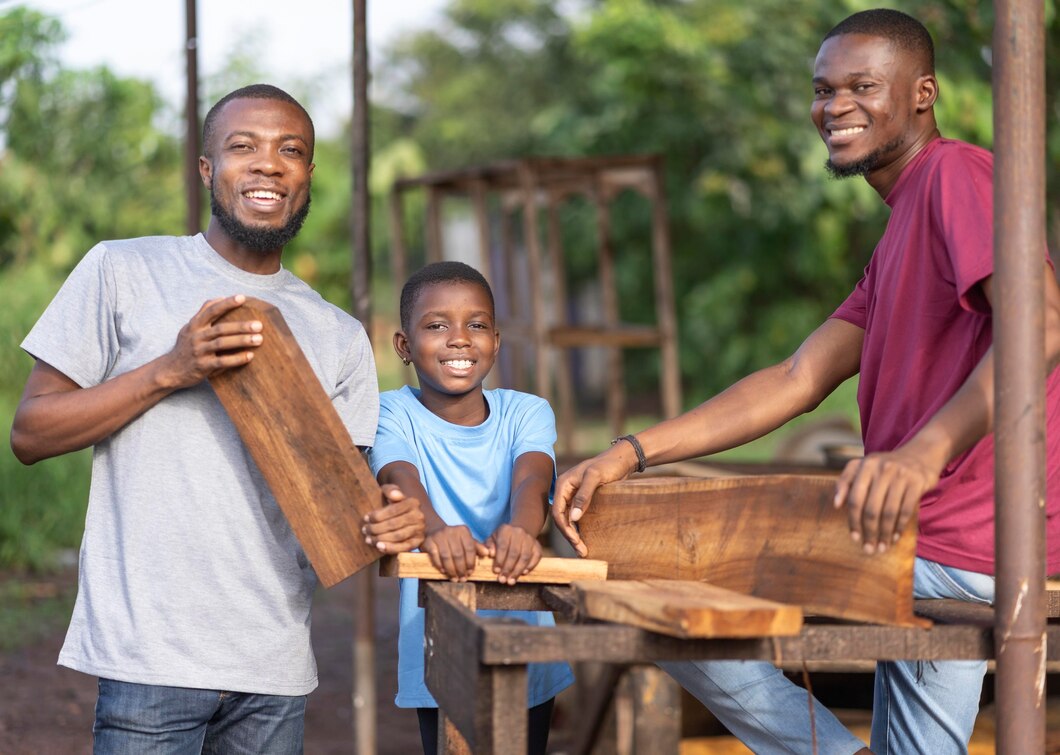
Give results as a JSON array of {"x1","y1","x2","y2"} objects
[
  {"x1": 438, "y1": 709, "x2": 473, "y2": 755},
  {"x1": 629, "y1": 666, "x2": 681, "y2": 754},
  {"x1": 484, "y1": 665, "x2": 528, "y2": 754}
]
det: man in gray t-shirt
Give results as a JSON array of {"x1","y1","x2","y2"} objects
[{"x1": 10, "y1": 84, "x2": 425, "y2": 754}]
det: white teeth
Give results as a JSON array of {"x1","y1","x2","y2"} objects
[
  {"x1": 831, "y1": 126, "x2": 865, "y2": 137},
  {"x1": 244, "y1": 190, "x2": 282, "y2": 200},
  {"x1": 443, "y1": 360, "x2": 473, "y2": 369}
]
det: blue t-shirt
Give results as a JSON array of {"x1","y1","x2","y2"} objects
[{"x1": 370, "y1": 385, "x2": 575, "y2": 708}]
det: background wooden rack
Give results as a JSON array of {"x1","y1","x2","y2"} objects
[{"x1": 388, "y1": 154, "x2": 682, "y2": 452}]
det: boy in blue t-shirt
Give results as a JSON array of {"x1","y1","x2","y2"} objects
[{"x1": 368, "y1": 261, "x2": 573, "y2": 754}]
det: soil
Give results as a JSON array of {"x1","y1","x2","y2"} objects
[{"x1": 0, "y1": 572, "x2": 422, "y2": 755}]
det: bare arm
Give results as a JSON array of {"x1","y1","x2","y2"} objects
[
  {"x1": 377, "y1": 460, "x2": 486, "y2": 580},
  {"x1": 10, "y1": 295, "x2": 264, "y2": 465},
  {"x1": 488, "y1": 450, "x2": 553, "y2": 584},
  {"x1": 553, "y1": 317, "x2": 864, "y2": 556},
  {"x1": 838, "y1": 267, "x2": 1060, "y2": 553}
]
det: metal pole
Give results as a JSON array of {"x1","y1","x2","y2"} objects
[
  {"x1": 350, "y1": 1, "x2": 376, "y2": 754},
  {"x1": 992, "y1": 0, "x2": 1046, "y2": 752},
  {"x1": 183, "y1": 0, "x2": 201, "y2": 235}
]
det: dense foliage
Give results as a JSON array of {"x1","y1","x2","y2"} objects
[{"x1": 1, "y1": 1, "x2": 1057, "y2": 569}]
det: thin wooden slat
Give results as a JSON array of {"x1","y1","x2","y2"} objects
[
  {"x1": 571, "y1": 580, "x2": 803, "y2": 639},
  {"x1": 381, "y1": 552, "x2": 607, "y2": 583},
  {"x1": 576, "y1": 475, "x2": 926, "y2": 627},
  {"x1": 547, "y1": 324, "x2": 663, "y2": 348},
  {"x1": 209, "y1": 298, "x2": 381, "y2": 587}
]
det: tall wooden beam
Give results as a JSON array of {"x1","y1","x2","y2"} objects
[{"x1": 993, "y1": 0, "x2": 1047, "y2": 752}]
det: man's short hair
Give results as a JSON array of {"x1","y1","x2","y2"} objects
[
  {"x1": 824, "y1": 8, "x2": 935, "y2": 74},
  {"x1": 400, "y1": 261, "x2": 495, "y2": 332},
  {"x1": 201, "y1": 84, "x2": 315, "y2": 160}
]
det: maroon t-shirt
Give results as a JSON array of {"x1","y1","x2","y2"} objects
[{"x1": 831, "y1": 137, "x2": 1060, "y2": 574}]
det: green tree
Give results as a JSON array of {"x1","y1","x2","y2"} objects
[{"x1": 372, "y1": 0, "x2": 1057, "y2": 403}]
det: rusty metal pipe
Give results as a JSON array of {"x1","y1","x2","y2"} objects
[
  {"x1": 992, "y1": 0, "x2": 1047, "y2": 752},
  {"x1": 183, "y1": 0, "x2": 200, "y2": 235}
]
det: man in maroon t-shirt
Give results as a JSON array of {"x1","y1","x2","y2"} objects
[{"x1": 552, "y1": 8, "x2": 1060, "y2": 754}]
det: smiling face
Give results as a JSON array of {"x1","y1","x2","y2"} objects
[
  {"x1": 811, "y1": 32, "x2": 937, "y2": 195},
  {"x1": 395, "y1": 280, "x2": 500, "y2": 422},
  {"x1": 199, "y1": 97, "x2": 315, "y2": 270}
]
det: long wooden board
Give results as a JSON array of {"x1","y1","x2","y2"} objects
[
  {"x1": 576, "y1": 475, "x2": 927, "y2": 627},
  {"x1": 571, "y1": 579, "x2": 803, "y2": 638},
  {"x1": 209, "y1": 298, "x2": 382, "y2": 587},
  {"x1": 380, "y1": 552, "x2": 608, "y2": 583}
]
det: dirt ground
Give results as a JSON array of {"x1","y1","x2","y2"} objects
[{"x1": 0, "y1": 573, "x2": 422, "y2": 755}]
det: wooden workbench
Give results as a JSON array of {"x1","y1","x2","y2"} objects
[{"x1": 420, "y1": 581, "x2": 1060, "y2": 755}]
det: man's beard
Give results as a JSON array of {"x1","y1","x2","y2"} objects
[
  {"x1": 825, "y1": 136, "x2": 904, "y2": 179},
  {"x1": 210, "y1": 190, "x2": 311, "y2": 253}
]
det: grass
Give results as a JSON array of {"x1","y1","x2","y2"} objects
[{"x1": 0, "y1": 569, "x2": 77, "y2": 652}]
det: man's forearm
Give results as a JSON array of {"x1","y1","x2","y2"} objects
[{"x1": 11, "y1": 359, "x2": 180, "y2": 464}]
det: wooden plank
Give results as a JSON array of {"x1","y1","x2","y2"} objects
[
  {"x1": 577, "y1": 475, "x2": 926, "y2": 627},
  {"x1": 209, "y1": 298, "x2": 381, "y2": 587},
  {"x1": 571, "y1": 580, "x2": 803, "y2": 638},
  {"x1": 475, "y1": 620, "x2": 1004, "y2": 664},
  {"x1": 380, "y1": 552, "x2": 607, "y2": 583}
]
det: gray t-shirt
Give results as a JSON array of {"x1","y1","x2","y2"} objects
[{"x1": 21, "y1": 234, "x2": 378, "y2": 695}]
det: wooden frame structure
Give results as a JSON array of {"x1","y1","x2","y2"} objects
[
  {"x1": 421, "y1": 581, "x2": 1060, "y2": 755},
  {"x1": 388, "y1": 155, "x2": 682, "y2": 451}
]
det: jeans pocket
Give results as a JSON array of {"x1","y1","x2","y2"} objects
[{"x1": 923, "y1": 560, "x2": 994, "y2": 605}]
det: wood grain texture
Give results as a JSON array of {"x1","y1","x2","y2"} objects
[
  {"x1": 208, "y1": 298, "x2": 381, "y2": 587},
  {"x1": 380, "y1": 552, "x2": 607, "y2": 583},
  {"x1": 577, "y1": 475, "x2": 926, "y2": 627},
  {"x1": 571, "y1": 579, "x2": 803, "y2": 638}
]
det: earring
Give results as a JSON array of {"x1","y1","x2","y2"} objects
[{"x1": 402, "y1": 357, "x2": 410, "y2": 366}]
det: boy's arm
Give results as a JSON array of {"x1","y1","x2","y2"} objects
[
  {"x1": 836, "y1": 266, "x2": 1060, "y2": 554},
  {"x1": 375, "y1": 460, "x2": 486, "y2": 580},
  {"x1": 488, "y1": 450, "x2": 553, "y2": 584},
  {"x1": 10, "y1": 295, "x2": 264, "y2": 464}
]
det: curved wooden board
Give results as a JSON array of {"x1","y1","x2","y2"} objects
[
  {"x1": 577, "y1": 475, "x2": 926, "y2": 627},
  {"x1": 209, "y1": 298, "x2": 382, "y2": 587}
]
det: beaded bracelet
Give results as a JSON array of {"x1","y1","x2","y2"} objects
[{"x1": 611, "y1": 434, "x2": 647, "y2": 473}]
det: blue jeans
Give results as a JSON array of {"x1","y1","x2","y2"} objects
[
  {"x1": 93, "y1": 679, "x2": 306, "y2": 755},
  {"x1": 660, "y1": 558, "x2": 994, "y2": 755}
]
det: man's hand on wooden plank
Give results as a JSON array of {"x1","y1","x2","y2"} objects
[
  {"x1": 158, "y1": 295, "x2": 265, "y2": 388},
  {"x1": 833, "y1": 445, "x2": 940, "y2": 556},
  {"x1": 361, "y1": 484, "x2": 427, "y2": 555},
  {"x1": 552, "y1": 443, "x2": 639, "y2": 558}
]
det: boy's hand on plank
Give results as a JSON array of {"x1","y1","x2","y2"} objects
[
  {"x1": 423, "y1": 524, "x2": 489, "y2": 581},
  {"x1": 362, "y1": 484, "x2": 426, "y2": 554},
  {"x1": 486, "y1": 524, "x2": 542, "y2": 585}
]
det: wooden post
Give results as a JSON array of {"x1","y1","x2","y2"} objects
[
  {"x1": 593, "y1": 177, "x2": 626, "y2": 438},
  {"x1": 629, "y1": 666, "x2": 681, "y2": 754},
  {"x1": 518, "y1": 164, "x2": 552, "y2": 405},
  {"x1": 426, "y1": 187, "x2": 444, "y2": 263},
  {"x1": 546, "y1": 193, "x2": 576, "y2": 453},
  {"x1": 648, "y1": 159, "x2": 682, "y2": 419}
]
